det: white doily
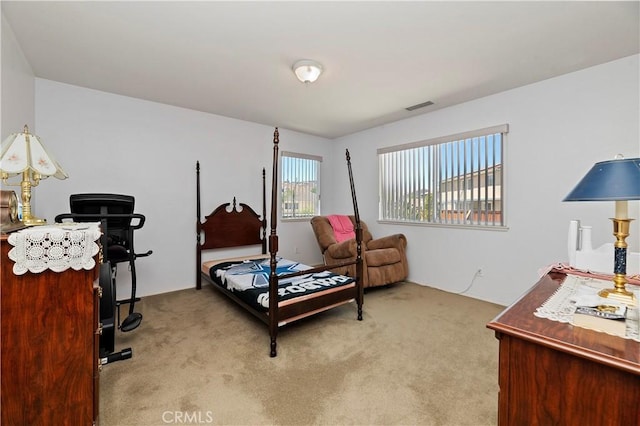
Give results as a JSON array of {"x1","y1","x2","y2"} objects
[
  {"x1": 535, "y1": 274, "x2": 640, "y2": 342},
  {"x1": 7, "y1": 223, "x2": 101, "y2": 275}
]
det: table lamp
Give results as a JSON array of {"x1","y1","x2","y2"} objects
[
  {"x1": 564, "y1": 156, "x2": 640, "y2": 305},
  {"x1": 0, "y1": 125, "x2": 68, "y2": 226}
]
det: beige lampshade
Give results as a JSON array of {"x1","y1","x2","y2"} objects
[{"x1": 0, "y1": 126, "x2": 68, "y2": 179}]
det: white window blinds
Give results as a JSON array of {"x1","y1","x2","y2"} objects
[
  {"x1": 378, "y1": 125, "x2": 508, "y2": 227},
  {"x1": 281, "y1": 151, "x2": 322, "y2": 219}
]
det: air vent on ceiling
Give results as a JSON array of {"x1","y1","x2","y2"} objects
[{"x1": 405, "y1": 101, "x2": 434, "y2": 111}]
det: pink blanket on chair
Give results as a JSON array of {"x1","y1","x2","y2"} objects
[{"x1": 327, "y1": 215, "x2": 355, "y2": 243}]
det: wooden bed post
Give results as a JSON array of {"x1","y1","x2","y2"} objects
[
  {"x1": 262, "y1": 167, "x2": 267, "y2": 255},
  {"x1": 196, "y1": 161, "x2": 202, "y2": 290},
  {"x1": 346, "y1": 149, "x2": 364, "y2": 320},
  {"x1": 268, "y1": 127, "x2": 280, "y2": 357}
]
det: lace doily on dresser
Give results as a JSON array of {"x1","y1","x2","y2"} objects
[
  {"x1": 535, "y1": 274, "x2": 640, "y2": 341},
  {"x1": 7, "y1": 223, "x2": 101, "y2": 275}
]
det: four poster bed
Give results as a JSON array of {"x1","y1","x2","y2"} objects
[{"x1": 196, "y1": 128, "x2": 364, "y2": 357}]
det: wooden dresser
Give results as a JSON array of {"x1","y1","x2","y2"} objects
[
  {"x1": 1, "y1": 233, "x2": 101, "y2": 425},
  {"x1": 487, "y1": 271, "x2": 640, "y2": 425}
]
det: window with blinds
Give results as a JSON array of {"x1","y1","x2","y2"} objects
[
  {"x1": 378, "y1": 124, "x2": 508, "y2": 227},
  {"x1": 281, "y1": 151, "x2": 322, "y2": 219}
]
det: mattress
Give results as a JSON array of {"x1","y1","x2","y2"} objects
[{"x1": 205, "y1": 257, "x2": 355, "y2": 312}]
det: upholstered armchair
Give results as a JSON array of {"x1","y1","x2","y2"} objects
[{"x1": 310, "y1": 216, "x2": 408, "y2": 288}]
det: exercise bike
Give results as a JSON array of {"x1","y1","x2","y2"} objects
[{"x1": 55, "y1": 193, "x2": 152, "y2": 365}]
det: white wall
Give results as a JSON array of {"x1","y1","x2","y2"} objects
[
  {"x1": 1, "y1": 14, "x2": 35, "y2": 143},
  {"x1": 331, "y1": 55, "x2": 640, "y2": 306},
  {"x1": 34, "y1": 80, "x2": 335, "y2": 298}
]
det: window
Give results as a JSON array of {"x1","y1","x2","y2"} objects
[
  {"x1": 378, "y1": 124, "x2": 508, "y2": 227},
  {"x1": 281, "y1": 151, "x2": 321, "y2": 219}
]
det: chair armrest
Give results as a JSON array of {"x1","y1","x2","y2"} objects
[
  {"x1": 325, "y1": 239, "x2": 357, "y2": 260},
  {"x1": 367, "y1": 234, "x2": 407, "y2": 252}
]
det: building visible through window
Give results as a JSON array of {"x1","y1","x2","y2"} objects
[
  {"x1": 281, "y1": 152, "x2": 321, "y2": 219},
  {"x1": 378, "y1": 124, "x2": 508, "y2": 227}
]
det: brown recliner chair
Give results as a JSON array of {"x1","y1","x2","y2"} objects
[{"x1": 310, "y1": 216, "x2": 408, "y2": 288}]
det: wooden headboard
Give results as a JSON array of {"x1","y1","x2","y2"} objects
[
  {"x1": 199, "y1": 198, "x2": 265, "y2": 250},
  {"x1": 195, "y1": 161, "x2": 267, "y2": 288}
]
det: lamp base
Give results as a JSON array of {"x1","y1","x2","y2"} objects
[
  {"x1": 22, "y1": 216, "x2": 47, "y2": 226},
  {"x1": 598, "y1": 287, "x2": 637, "y2": 306},
  {"x1": 601, "y1": 219, "x2": 637, "y2": 306}
]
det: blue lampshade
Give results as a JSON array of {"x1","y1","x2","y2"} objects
[{"x1": 563, "y1": 157, "x2": 640, "y2": 201}]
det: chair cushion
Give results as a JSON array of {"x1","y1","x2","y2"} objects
[
  {"x1": 107, "y1": 245, "x2": 130, "y2": 263},
  {"x1": 365, "y1": 248, "x2": 401, "y2": 267}
]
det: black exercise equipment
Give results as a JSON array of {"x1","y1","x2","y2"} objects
[{"x1": 55, "y1": 193, "x2": 152, "y2": 364}]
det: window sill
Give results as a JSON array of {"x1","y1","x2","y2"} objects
[{"x1": 377, "y1": 220, "x2": 509, "y2": 232}]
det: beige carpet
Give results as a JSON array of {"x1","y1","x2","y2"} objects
[{"x1": 100, "y1": 282, "x2": 504, "y2": 426}]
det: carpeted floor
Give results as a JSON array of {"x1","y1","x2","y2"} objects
[{"x1": 100, "y1": 282, "x2": 504, "y2": 426}]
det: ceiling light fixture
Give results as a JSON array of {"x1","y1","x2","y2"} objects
[{"x1": 292, "y1": 60, "x2": 323, "y2": 84}]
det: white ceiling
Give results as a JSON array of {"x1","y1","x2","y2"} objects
[{"x1": 3, "y1": 1, "x2": 639, "y2": 139}]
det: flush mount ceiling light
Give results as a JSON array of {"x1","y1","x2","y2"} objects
[{"x1": 292, "y1": 60, "x2": 323, "y2": 84}]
